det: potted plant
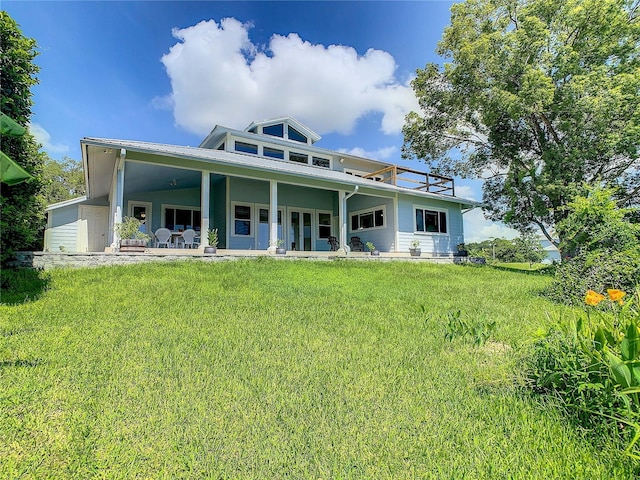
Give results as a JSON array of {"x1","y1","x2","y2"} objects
[
  {"x1": 115, "y1": 216, "x2": 151, "y2": 252},
  {"x1": 366, "y1": 241, "x2": 380, "y2": 256},
  {"x1": 456, "y1": 243, "x2": 469, "y2": 257},
  {"x1": 204, "y1": 228, "x2": 218, "y2": 254},
  {"x1": 409, "y1": 239, "x2": 421, "y2": 257},
  {"x1": 272, "y1": 238, "x2": 286, "y2": 255}
]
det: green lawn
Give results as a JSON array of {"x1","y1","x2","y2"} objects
[{"x1": 0, "y1": 260, "x2": 635, "y2": 478}]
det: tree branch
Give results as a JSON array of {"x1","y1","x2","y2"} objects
[{"x1": 533, "y1": 220, "x2": 559, "y2": 250}]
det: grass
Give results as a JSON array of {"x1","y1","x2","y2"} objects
[{"x1": 0, "y1": 260, "x2": 636, "y2": 478}]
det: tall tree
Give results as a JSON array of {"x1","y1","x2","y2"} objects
[
  {"x1": 40, "y1": 156, "x2": 85, "y2": 206},
  {"x1": 402, "y1": 0, "x2": 640, "y2": 251},
  {"x1": 0, "y1": 12, "x2": 46, "y2": 264}
]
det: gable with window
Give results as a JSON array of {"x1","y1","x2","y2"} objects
[{"x1": 415, "y1": 207, "x2": 447, "y2": 234}]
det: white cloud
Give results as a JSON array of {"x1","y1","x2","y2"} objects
[
  {"x1": 452, "y1": 184, "x2": 476, "y2": 201},
  {"x1": 28, "y1": 123, "x2": 69, "y2": 154},
  {"x1": 158, "y1": 18, "x2": 418, "y2": 137},
  {"x1": 463, "y1": 208, "x2": 519, "y2": 244},
  {"x1": 338, "y1": 146, "x2": 397, "y2": 161}
]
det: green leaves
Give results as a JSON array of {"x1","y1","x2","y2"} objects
[{"x1": 403, "y1": 0, "x2": 640, "y2": 246}]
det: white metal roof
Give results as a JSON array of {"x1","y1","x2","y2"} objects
[{"x1": 81, "y1": 137, "x2": 482, "y2": 208}]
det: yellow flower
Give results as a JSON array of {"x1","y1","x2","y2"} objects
[
  {"x1": 607, "y1": 289, "x2": 626, "y2": 304},
  {"x1": 585, "y1": 290, "x2": 606, "y2": 306}
]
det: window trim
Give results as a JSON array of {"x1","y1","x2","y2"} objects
[
  {"x1": 349, "y1": 205, "x2": 387, "y2": 232},
  {"x1": 413, "y1": 205, "x2": 449, "y2": 235},
  {"x1": 231, "y1": 202, "x2": 254, "y2": 237}
]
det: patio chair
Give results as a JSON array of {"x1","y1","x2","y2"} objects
[
  {"x1": 154, "y1": 228, "x2": 172, "y2": 248},
  {"x1": 349, "y1": 236, "x2": 364, "y2": 252},
  {"x1": 327, "y1": 236, "x2": 339, "y2": 251},
  {"x1": 179, "y1": 229, "x2": 197, "y2": 249}
]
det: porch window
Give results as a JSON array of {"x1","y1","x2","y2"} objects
[
  {"x1": 350, "y1": 206, "x2": 385, "y2": 231},
  {"x1": 233, "y1": 204, "x2": 252, "y2": 236},
  {"x1": 415, "y1": 208, "x2": 447, "y2": 233},
  {"x1": 235, "y1": 141, "x2": 258, "y2": 155},
  {"x1": 164, "y1": 207, "x2": 201, "y2": 232},
  {"x1": 318, "y1": 212, "x2": 331, "y2": 238}
]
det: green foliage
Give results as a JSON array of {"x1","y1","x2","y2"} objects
[
  {"x1": 206, "y1": 228, "x2": 218, "y2": 247},
  {"x1": 466, "y1": 234, "x2": 547, "y2": 264},
  {"x1": 442, "y1": 309, "x2": 496, "y2": 346},
  {"x1": 526, "y1": 289, "x2": 640, "y2": 458},
  {"x1": 39, "y1": 156, "x2": 85, "y2": 205},
  {"x1": 402, "y1": 0, "x2": 640, "y2": 247},
  {"x1": 365, "y1": 241, "x2": 376, "y2": 252},
  {"x1": 1, "y1": 261, "x2": 633, "y2": 477},
  {"x1": 549, "y1": 186, "x2": 640, "y2": 304},
  {"x1": 0, "y1": 12, "x2": 46, "y2": 265},
  {"x1": 114, "y1": 216, "x2": 151, "y2": 241}
]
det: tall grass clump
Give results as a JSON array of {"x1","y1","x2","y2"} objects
[{"x1": 527, "y1": 288, "x2": 640, "y2": 459}]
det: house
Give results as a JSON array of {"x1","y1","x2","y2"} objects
[{"x1": 44, "y1": 116, "x2": 480, "y2": 255}]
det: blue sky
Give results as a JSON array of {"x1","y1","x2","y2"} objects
[{"x1": 5, "y1": 0, "x2": 518, "y2": 242}]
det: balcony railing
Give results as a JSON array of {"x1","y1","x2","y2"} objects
[{"x1": 362, "y1": 166, "x2": 454, "y2": 196}]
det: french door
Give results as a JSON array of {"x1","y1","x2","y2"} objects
[{"x1": 288, "y1": 209, "x2": 314, "y2": 251}]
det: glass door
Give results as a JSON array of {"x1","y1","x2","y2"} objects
[{"x1": 288, "y1": 209, "x2": 313, "y2": 251}]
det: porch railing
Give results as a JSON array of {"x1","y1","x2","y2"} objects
[{"x1": 362, "y1": 166, "x2": 454, "y2": 196}]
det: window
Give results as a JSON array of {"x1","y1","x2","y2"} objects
[
  {"x1": 264, "y1": 147, "x2": 284, "y2": 159},
  {"x1": 263, "y1": 123, "x2": 284, "y2": 138},
  {"x1": 289, "y1": 152, "x2": 308, "y2": 164},
  {"x1": 312, "y1": 156, "x2": 330, "y2": 168},
  {"x1": 163, "y1": 206, "x2": 201, "y2": 231},
  {"x1": 235, "y1": 141, "x2": 258, "y2": 154},
  {"x1": 234, "y1": 204, "x2": 252, "y2": 236},
  {"x1": 350, "y1": 206, "x2": 385, "y2": 231},
  {"x1": 318, "y1": 212, "x2": 331, "y2": 238},
  {"x1": 216, "y1": 142, "x2": 225, "y2": 150},
  {"x1": 415, "y1": 208, "x2": 447, "y2": 233},
  {"x1": 288, "y1": 125, "x2": 307, "y2": 143}
]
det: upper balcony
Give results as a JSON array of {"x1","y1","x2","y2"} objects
[{"x1": 362, "y1": 165, "x2": 455, "y2": 196}]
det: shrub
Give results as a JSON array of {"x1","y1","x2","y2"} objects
[
  {"x1": 548, "y1": 186, "x2": 640, "y2": 304},
  {"x1": 526, "y1": 289, "x2": 640, "y2": 458},
  {"x1": 547, "y1": 247, "x2": 640, "y2": 305}
]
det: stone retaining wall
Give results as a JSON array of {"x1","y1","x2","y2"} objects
[{"x1": 10, "y1": 251, "x2": 454, "y2": 270}]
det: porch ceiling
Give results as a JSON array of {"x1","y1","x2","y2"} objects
[{"x1": 124, "y1": 162, "x2": 214, "y2": 194}]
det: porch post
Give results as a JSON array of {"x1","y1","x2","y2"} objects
[
  {"x1": 200, "y1": 171, "x2": 210, "y2": 248},
  {"x1": 110, "y1": 150, "x2": 126, "y2": 249},
  {"x1": 338, "y1": 190, "x2": 347, "y2": 255},
  {"x1": 268, "y1": 180, "x2": 278, "y2": 253}
]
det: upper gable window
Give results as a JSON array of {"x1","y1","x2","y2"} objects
[
  {"x1": 263, "y1": 124, "x2": 284, "y2": 138},
  {"x1": 288, "y1": 126, "x2": 307, "y2": 144}
]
